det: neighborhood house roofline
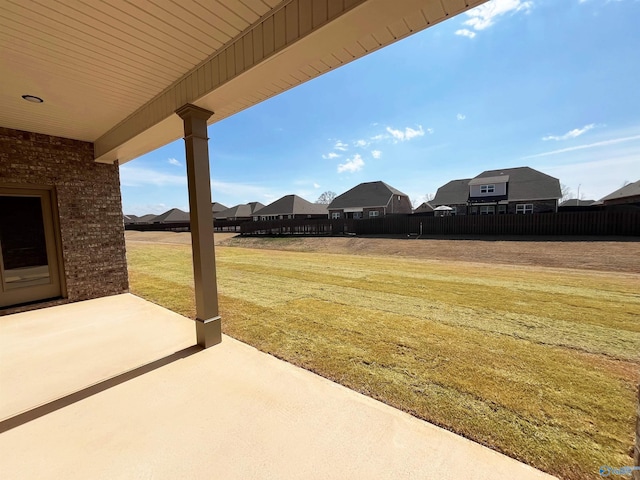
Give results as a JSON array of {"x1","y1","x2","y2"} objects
[
  {"x1": 599, "y1": 180, "x2": 640, "y2": 201},
  {"x1": 329, "y1": 181, "x2": 409, "y2": 210},
  {"x1": 252, "y1": 195, "x2": 327, "y2": 217},
  {"x1": 469, "y1": 175, "x2": 509, "y2": 185}
]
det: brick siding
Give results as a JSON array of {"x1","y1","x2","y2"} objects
[{"x1": 0, "y1": 127, "x2": 128, "y2": 307}]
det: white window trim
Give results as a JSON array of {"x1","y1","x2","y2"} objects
[
  {"x1": 516, "y1": 204, "x2": 534, "y2": 214},
  {"x1": 480, "y1": 184, "x2": 495, "y2": 194},
  {"x1": 480, "y1": 205, "x2": 495, "y2": 215},
  {"x1": 369, "y1": 210, "x2": 379, "y2": 218},
  {"x1": 331, "y1": 212, "x2": 341, "y2": 219}
]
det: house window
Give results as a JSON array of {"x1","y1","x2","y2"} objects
[
  {"x1": 471, "y1": 206, "x2": 478, "y2": 215},
  {"x1": 498, "y1": 204, "x2": 507, "y2": 214},
  {"x1": 369, "y1": 210, "x2": 379, "y2": 218},
  {"x1": 331, "y1": 212, "x2": 341, "y2": 219},
  {"x1": 516, "y1": 204, "x2": 533, "y2": 214},
  {"x1": 480, "y1": 205, "x2": 495, "y2": 215},
  {"x1": 353, "y1": 212, "x2": 362, "y2": 219},
  {"x1": 480, "y1": 184, "x2": 495, "y2": 194}
]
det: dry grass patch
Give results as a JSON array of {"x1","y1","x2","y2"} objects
[{"x1": 126, "y1": 241, "x2": 639, "y2": 480}]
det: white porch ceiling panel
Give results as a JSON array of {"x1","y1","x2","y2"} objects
[{"x1": 0, "y1": 0, "x2": 486, "y2": 164}]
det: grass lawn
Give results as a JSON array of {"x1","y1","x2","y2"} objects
[{"x1": 126, "y1": 239, "x2": 639, "y2": 480}]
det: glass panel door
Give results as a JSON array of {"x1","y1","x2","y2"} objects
[{"x1": 0, "y1": 188, "x2": 62, "y2": 308}]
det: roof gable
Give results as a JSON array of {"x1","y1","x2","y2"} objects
[
  {"x1": 329, "y1": 181, "x2": 408, "y2": 209},
  {"x1": 153, "y1": 208, "x2": 190, "y2": 223},
  {"x1": 252, "y1": 195, "x2": 327, "y2": 216},
  {"x1": 474, "y1": 167, "x2": 561, "y2": 201},
  {"x1": 599, "y1": 180, "x2": 640, "y2": 201},
  {"x1": 432, "y1": 179, "x2": 471, "y2": 206},
  {"x1": 215, "y1": 202, "x2": 266, "y2": 219},
  {"x1": 211, "y1": 202, "x2": 228, "y2": 213}
]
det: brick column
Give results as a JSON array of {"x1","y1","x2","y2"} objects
[{"x1": 176, "y1": 104, "x2": 221, "y2": 348}]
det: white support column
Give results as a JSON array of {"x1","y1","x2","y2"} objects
[{"x1": 176, "y1": 104, "x2": 221, "y2": 348}]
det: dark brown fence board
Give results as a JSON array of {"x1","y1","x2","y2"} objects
[{"x1": 127, "y1": 211, "x2": 639, "y2": 236}]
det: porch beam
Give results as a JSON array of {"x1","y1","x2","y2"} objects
[{"x1": 176, "y1": 104, "x2": 221, "y2": 348}]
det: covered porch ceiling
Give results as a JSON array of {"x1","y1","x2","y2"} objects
[{"x1": 1, "y1": 0, "x2": 486, "y2": 165}]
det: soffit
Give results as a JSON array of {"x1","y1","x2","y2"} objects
[
  {"x1": 469, "y1": 175, "x2": 510, "y2": 185},
  {"x1": 0, "y1": 0, "x2": 281, "y2": 143},
  {"x1": 0, "y1": 0, "x2": 487, "y2": 164}
]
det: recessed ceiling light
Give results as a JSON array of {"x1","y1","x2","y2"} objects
[{"x1": 22, "y1": 95, "x2": 44, "y2": 103}]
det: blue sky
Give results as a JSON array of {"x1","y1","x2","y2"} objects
[{"x1": 120, "y1": 0, "x2": 640, "y2": 215}]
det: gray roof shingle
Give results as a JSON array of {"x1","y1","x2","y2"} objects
[
  {"x1": 215, "y1": 202, "x2": 265, "y2": 219},
  {"x1": 599, "y1": 180, "x2": 640, "y2": 202},
  {"x1": 211, "y1": 202, "x2": 228, "y2": 213},
  {"x1": 474, "y1": 167, "x2": 561, "y2": 202},
  {"x1": 252, "y1": 195, "x2": 327, "y2": 217},
  {"x1": 153, "y1": 208, "x2": 190, "y2": 223},
  {"x1": 328, "y1": 181, "x2": 409, "y2": 209},
  {"x1": 432, "y1": 179, "x2": 472, "y2": 206}
]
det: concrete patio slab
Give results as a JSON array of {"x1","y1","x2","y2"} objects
[
  {"x1": 0, "y1": 295, "x2": 556, "y2": 479},
  {"x1": 0, "y1": 293, "x2": 194, "y2": 420}
]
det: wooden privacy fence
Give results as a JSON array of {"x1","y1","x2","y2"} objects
[
  {"x1": 125, "y1": 222, "x2": 191, "y2": 232},
  {"x1": 241, "y1": 211, "x2": 639, "y2": 236},
  {"x1": 241, "y1": 218, "x2": 353, "y2": 235}
]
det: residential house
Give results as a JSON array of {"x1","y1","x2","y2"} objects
[
  {"x1": 211, "y1": 202, "x2": 228, "y2": 214},
  {"x1": 215, "y1": 202, "x2": 265, "y2": 221},
  {"x1": 152, "y1": 208, "x2": 190, "y2": 223},
  {"x1": 596, "y1": 180, "x2": 640, "y2": 207},
  {"x1": 559, "y1": 199, "x2": 596, "y2": 207},
  {"x1": 328, "y1": 181, "x2": 412, "y2": 219},
  {"x1": 558, "y1": 199, "x2": 597, "y2": 212},
  {"x1": 123, "y1": 214, "x2": 139, "y2": 225},
  {"x1": 134, "y1": 214, "x2": 158, "y2": 224},
  {"x1": 432, "y1": 167, "x2": 561, "y2": 215},
  {"x1": 431, "y1": 179, "x2": 472, "y2": 215},
  {"x1": 253, "y1": 195, "x2": 327, "y2": 221},
  {"x1": 413, "y1": 202, "x2": 434, "y2": 216}
]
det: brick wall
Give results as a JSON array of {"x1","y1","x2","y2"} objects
[
  {"x1": 389, "y1": 194, "x2": 413, "y2": 214},
  {"x1": 507, "y1": 199, "x2": 557, "y2": 214},
  {"x1": 0, "y1": 127, "x2": 128, "y2": 306}
]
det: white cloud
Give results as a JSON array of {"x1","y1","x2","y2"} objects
[
  {"x1": 370, "y1": 133, "x2": 389, "y2": 142},
  {"x1": 522, "y1": 134, "x2": 640, "y2": 159},
  {"x1": 334, "y1": 140, "x2": 349, "y2": 151},
  {"x1": 427, "y1": 128, "x2": 434, "y2": 134},
  {"x1": 541, "y1": 155, "x2": 640, "y2": 200},
  {"x1": 313, "y1": 183, "x2": 321, "y2": 189},
  {"x1": 337, "y1": 154, "x2": 365, "y2": 173},
  {"x1": 542, "y1": 124, "x2": 595, "y2": 141},
  {"x1": 371, "y1": 150, "x2": 382, "y2": 159},
  {"x1": 322, "y1": 152, "x2": 340, "y2": 159},
  {"x1": 120, "y1": 166, "x2": 186, "y2": 187},
  {"x1": 353, "y1": 139, "x2": 368, "y2": 147},
  {"x1": 386, "y1": 125, "x2": 425, "y2": 142},
  {"x1": 461, "y1": 0, "x2": 532, "y2": 33},
  {"x1": 168, "y1": 157, "x2": 181, "y2": 166},
  {"x1": 457, "y1": 114, "x2": 466, "y2": 120},
  {"x1": 455, "y1": 29, "x2": 476, "y2": 38}
]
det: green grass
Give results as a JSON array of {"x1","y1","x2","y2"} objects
[{"x1": 126, "y1": 242, "x2": 640, "y2": 480}]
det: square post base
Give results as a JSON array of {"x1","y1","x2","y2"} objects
[{"x1": 196, "y1": 316, "x2": 222, "y2": 348}]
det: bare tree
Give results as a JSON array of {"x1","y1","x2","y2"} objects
[
  {"x1": 412, "y1": 193, "x2": 435, "y2": 208},
  {"x1": 316, "y1": 191, "x2": 337, "y2": 204},
  {"x1": 560, "y1": 183, "x2": 573, "y2": 202}
]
